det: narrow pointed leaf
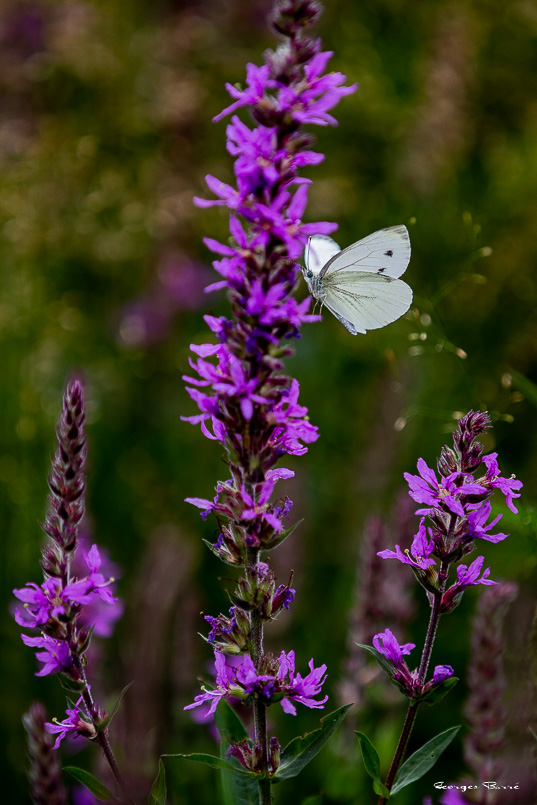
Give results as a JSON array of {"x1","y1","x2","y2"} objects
[
  {"x1": 391, "y1": 725, "x2": 461, "y2": 795},
  {"x1": 274, "y1": 704, "x2": 351, "y2": 781},
  {"x1": 420, "y1": 676, "x2": 458, "y2": 706},
  {"x1": 64, "y1": 767, "x2": 116, "y2": 801},
  {"x1": 215, "y1": 699, "x2": 258, "y2": 805},
  {"x1": 97, "y1": 681, "x2": 134, "y2": 732},
  {"x1": 162, "y1": 752, "x2": 258, "y2": 777},
  {"x1": 355, "y1": 733, "x2": 390, "y2": 799},
  {"x1": 355, "y1": 731, "x2": 380, "y2": 780},
  {"x1": 265, "y1": 519, "x2": 303, "y2": 551},
  {"x1": 148, "y1": 759, "x2": 167, "y2": 805}
]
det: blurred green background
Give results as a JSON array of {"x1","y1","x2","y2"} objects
[{"x1": 1, "y1": 0, "x2": 536, "y2": 802}]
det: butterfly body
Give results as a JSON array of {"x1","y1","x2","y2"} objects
[{"x1": 302, "y1": 225, "x2": 412, "y2": 335}]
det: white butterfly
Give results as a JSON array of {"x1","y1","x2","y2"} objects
[{"x1": 302, "y1": 225, "x2": 413, "y2": 335}]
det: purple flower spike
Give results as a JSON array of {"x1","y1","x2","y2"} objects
[
  {"x1": 13, "y1": 382, "x2": 122, "y2": 688},
  {"x1": 381, "y1": 413, "x2": 522, "y2": 602},
  {"x1": 23, "y1": 702, "x2": 67, "y2": 805},
  {"x1": 184, "y1": 0, "x2": 355, "y2": 769},
  {"x1": 374, "y1": 412, "x2": 523, "y2": 775},
  {"x1": 184, "y1": 0, "x2": 356, "y2": 545}
]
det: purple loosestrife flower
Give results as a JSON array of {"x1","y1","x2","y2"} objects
[
  {"x1": 379, "y1": 412, "x2": 522, "y2": 608},
  {"x1": 372, "y1": 628, "x2": 454, "y2": 700},
  {"x1": 185, "y1": 649, "x2": 328, "y2": 717},
  {"x1": 378, "y1": 517, "x2": 436, "y2": 570},
  {"x1": 45, "y1": 694, "x2": 97, "y2": 749}
]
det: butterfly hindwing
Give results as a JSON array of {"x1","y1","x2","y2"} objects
[{"x1": 322, "y1": 275, "x2": 413, "y2": 334}]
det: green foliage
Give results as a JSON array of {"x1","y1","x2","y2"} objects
[
  {"x1": 355, "y1": 733, "x2": 390, "y2": 799},
  {"x1": 63, "y1": 767, "x2": 115, "y2": 801},
  {"x1": 214, "y1": 699, "x2": 259, "y2": 805},
  {"x1": 274, "y1": 705, "x2": 352, "y2": 781},
  {"x1": 163, "y1": 752, "x2": 258, "y2": 776},
  {"x1": 390, "y1": 726, "x2": 461, "y2": 795},
  {"x1": 148, "y1": 759, "x2": 167, "y2": 805},
  {"x1": 96, "y1": 682, "x2": 134, "y2": 732}
]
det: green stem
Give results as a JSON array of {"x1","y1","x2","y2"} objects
[
  {"x1": 247, "y1": 547, "x2": 272, "y2": 805},
  {"x1": 75, "y1": 660, "x2": 133, "y2": 803},
  {"x1": 377, "y1": 560, "x2": 451, "y2": 804},
  {"x1": 378, "y1": 702, "x2": 420, "y2": 803}
]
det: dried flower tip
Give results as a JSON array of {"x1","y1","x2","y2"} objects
[
  {"x1": 271, "y1": 0, "x2": 322, "y2": 37},
  {"x1": 23, "y1": 702, "x2": 67, "y2": 805}
]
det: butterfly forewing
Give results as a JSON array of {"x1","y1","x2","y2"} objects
[
  {"x1": 321, "y1": 225, "x2": 410, "y2": 280},
  {"x1": 305, "y1": 235, "x2": 341, "y2": 276}
]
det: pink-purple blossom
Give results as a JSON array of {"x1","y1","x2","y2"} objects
[
  {"x1": 185, "y1": 650, "x2": 328, "y2": 717},
  {"x1": 380, "y1": 413, "x2": 522, "y2": 605},
  {"x1": 481, "y1": 452, "x2": 523, "y2": 513},
  {"x1": 372, "y1": 629, "x2": 454, "y2": 699},
  {"x1": 45, "y1": 695, "x2": 96, "y2": 749},
  {"x1": 404, "y1": 459, "x2": 486, "y2": 518},
  {"x1": 377, "y1": 518, "x2": 436, "y2": 570}
]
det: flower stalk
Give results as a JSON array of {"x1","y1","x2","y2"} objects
[
  {"x1": 13, "y1": 381, "x2": 128, "y2": 801},
  {"x1": 183, "y1": 1, "x2": 355, "y2": 799},
  {"x1": 369, "y1": 412, "x2": 522, "y2": 802}
]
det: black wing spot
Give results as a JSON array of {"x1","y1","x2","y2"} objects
[
  {"x1": 378, "y1": 267, "x2": 386, "y2": 273},
  {"x1": 384, "y1": 249, "x2": 393, "y2": 257}
]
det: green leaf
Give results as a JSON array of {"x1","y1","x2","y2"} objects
[
  {"x1": 391, "y1": 725, "x2": 461, "y2": 795},
  {"x1": 214, "y1": 697, "x2": 250, "y2": 743},
  {"x1": 57, "y1": 673, "x2": 87, "y2": 693},
  {"x1": 509, "y1": 369, "x2": 537, "y2": 409},
  {"x1": 264, "y1": 518, "x2": 304, "y2": 551},
  {"x1": 420, "y1": 676, "x2": 458, "y2": 706},
  {"x1": 355, "y1": 643, "x2": 408, "y2": 696},
  {"x1": 64, "y1": 767, "x2": 116, "y2": 801},
  {"x1": 355, "y1": 733, "x2": 390, "y2": 799},
  {"x1": 274, "y1": 704, "x2": 351, "y2": 781},
  {"x1": 161, "y1": 753, "x2": 257, "y2": 777},
  {"x1": 355, "y1": 732, "x2": 380, "y2": 780},
  {"x1": 148, "y1": 759, "x2": 167, "y2": 805},
  {"x1": 97, "y1": 681, "x2": 134, "y2": 731},
  {"x1": 215, "y1": 699, "x2": 259, "y2": 805}
]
